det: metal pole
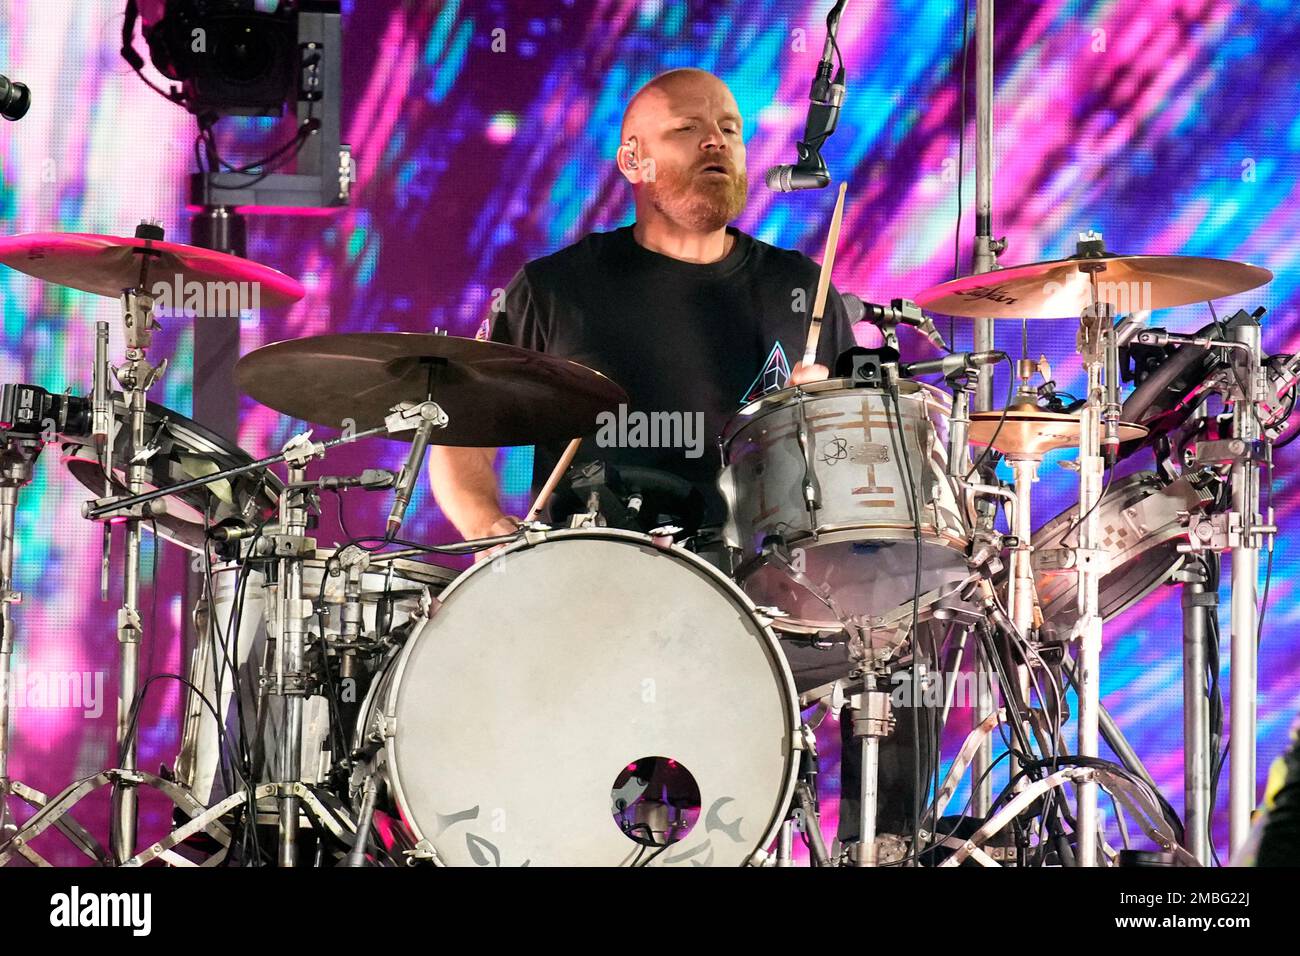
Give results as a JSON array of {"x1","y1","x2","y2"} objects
[
  {"x1": 276, "y1": 466, "x2": 309, "y2": 867},
  {"x1": 1073, "y1": 296, "x2": 1111, "y2": 867},
  {"x1": 1007, "y1": 456, "x2": 1037, "y2": 785},
  {"x1": 110, "y1": 382, "x2": 147, "y2": 863},
  {"x1": 969, "y1": 0, "x2": 1000, "y2": 817},
  {"x1": 971, "y1": 0, "x2": 998, "y2": 375},
  {"x1": 1228, "y1": 319, "x2": 1263, "y2": 852},
  {"x1": 1179, "y1": 561, "x2": 1212, "y2": 864},
  {"x1": 0, "y1": 443, "x2": 37, "y2": 835}
]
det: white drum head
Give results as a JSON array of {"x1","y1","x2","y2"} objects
[{"x1": 382, "y1": 530, "x2": 799, "y2": 866}]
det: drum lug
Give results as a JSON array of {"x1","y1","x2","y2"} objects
[{"x1": 405, "y1": 839, "x2": 440, "y2": 864}]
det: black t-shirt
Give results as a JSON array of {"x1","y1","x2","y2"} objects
[{"x1": 487, "y1": 225, "x2": 857, "y2": 524}]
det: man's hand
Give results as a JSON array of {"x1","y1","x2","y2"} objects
[
  {"x1": 789, "y1": 361, "x2": 831, "y2": 386},
  {"x1": 471, "y1": 513, "x2": 522, "y2": 563}
]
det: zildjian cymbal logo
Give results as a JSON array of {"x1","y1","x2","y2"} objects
[{"x1": 955, "y1": 285, "x2": 1020, "y2": 305}]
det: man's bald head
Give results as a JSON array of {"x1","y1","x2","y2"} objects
[
  {"x1": 617, "y1": 68, "x2": 748, "y2": 233},
  {"x1": 620, "y1": 68, "x2": 739, "y2": 143}
]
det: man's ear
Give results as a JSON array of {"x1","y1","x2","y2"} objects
[{"x1": 617, "y1": 137, "x2": 642, "y2": 183}]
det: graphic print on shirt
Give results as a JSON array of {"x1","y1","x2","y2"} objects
[{"x1": 741, "y1": 341, "x2": 791, "y2": 404}]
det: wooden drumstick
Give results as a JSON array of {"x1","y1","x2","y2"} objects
[
  {"x1": 526, "y1": 436, "x2": 583, "y2": 522},
  {"x1": 801, "y1": 181, "x2": 849, "y2": 369}
]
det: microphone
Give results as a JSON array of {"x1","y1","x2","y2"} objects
[
  {"x1": 845, "y1": 294, "x2": 949, "y2": 352},
  {"x1": 765, "y1": 165, "x2": 832, "y2": 193},
  {"x1": 766, "y1": 1, "x2": 847, "y2": 192},
  {"x1": 901, "y1": 350, "x2": 1005, "y2": 379},
  {"x1": 385, "y1": 401, "x2": 448, "y2": 539},
  {"x1": 0, "y1": 74, "x2": 30, "y2": 122}
]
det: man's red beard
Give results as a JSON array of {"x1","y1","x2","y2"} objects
[{"x1": 644, "y1": 158, "x2": 749, "y2": 232}]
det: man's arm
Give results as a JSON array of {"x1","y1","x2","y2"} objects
[
  {"x1": 426, "y1": 445, "x2": 518, "y2": 542},
  {"x1": 427, "y1": 268, "x2": 541, "y2": 543}
]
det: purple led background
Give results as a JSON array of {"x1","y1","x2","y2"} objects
[{"x1": 0, "y1": 0, "x2": 1298, "y2": 863}]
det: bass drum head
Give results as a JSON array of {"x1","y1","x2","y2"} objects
[{"x1": 382, "y1": 529, "x2": 800, "y2": 867}]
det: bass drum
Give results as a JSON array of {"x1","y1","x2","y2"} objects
[{"x1": 357, "y1": 529, "x2": 801, "y2": 867}]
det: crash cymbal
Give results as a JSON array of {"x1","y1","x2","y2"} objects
[
  {"x1": 235, "y1": 332, "x2": 628, "y2": 446},
  {"x1": 916, "y1": 253, "x2": 1272, "y2": 320},
  {"x1": 0, "y1": 232, "x2": 305, "y2": 307},
  {"x1": 969, "y1": 407, "x2": 1148, "y2": 458}
]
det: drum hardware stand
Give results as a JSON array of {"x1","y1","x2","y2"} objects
[
  {"x1": 775, "y1": 725, "x2": 831, "y2": 867},
  {"x1": 0, "y1": 766, "x2": 232, "y2": 867},
  {"x1": 1067, "y1": 247, "x2": 1121, "y2": 867},
  {"x1": 265, "y1": 430, "x2": 326, "y2": 867},
  {"x1": 846, "y1": 671, "x2": 895, "y2": 867},
  {"x1": 85, "y1": 221, "x2": 172, "y2": 864},
  {"x1": 1169, "y1": 557, "x2": 1215, "y2": 864},
  {"x1": 936, "y1": 763, "x2": 1195, "y2": 868},
  {"x1": 0, "y1": 431, "x2": 44, "y2": 848},
  {"x1": 1003, "y1": 365, "x2": 1046, "y2": 792},
  {"x1": 1156, "y1": 316, "x2": 1275, "y2": 853},
  {"x1": 968, "y1": 0, "x2": 1008, "y2": 819}
]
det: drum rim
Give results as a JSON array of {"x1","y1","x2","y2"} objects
[
  {"x1": 371, "y1": 526, "x2": 803, "y2": 867},
  {"x1": 213, "y1": 550, "x2": 460, "y2": 589},
  {"x1": 720, "y1": 378, "x2": 936, "y2": 450},
  {"x1": 61, "y1": 394, "x2": 284, "y2": 553}
]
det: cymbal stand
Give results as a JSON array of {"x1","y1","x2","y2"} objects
[
  {"x1": 100, "y1": 224, "x2": 169, "y2": 864},
  {"x1": 0, "y1": 432, "x2": 40, "y2": 843},
  {"x1": 1164, "y1": 313, "x2": 1274, "y2": 854},
  {"x1": 1003, "y1": 362, "x2": 1043, "y2": 790},
  {"x1": 266, "y1": 432, "x2": 325, "y2": 867},
  {"x1": 1072, "y1": 258, "x2": 1119, "y2": 866}
]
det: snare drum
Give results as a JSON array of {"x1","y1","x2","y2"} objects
[
  {"x1": 176, "y1": 551, "x2": 458, "y2": 806},
  {"x1": 719, "y1": 379, "x2": 971, "y2": 632},
  {"x1": 355, "y1": 529, "x2": 801, "y2": 867}
]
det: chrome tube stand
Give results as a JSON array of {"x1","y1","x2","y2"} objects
[
  {"x1": 1227, "y1": 316, "x2": 1266, "y2": 853},
  {"x1": 1172, "y1": 558, "x2": 1213, "y2": 864},
  {"x1": 1072, "y1": 275, "x2": 1115, "y2": 867},
  {"x1": 850, "y1": 674, "x2": 895, "y2": 867},
  {"x1": 0, "y1": 434, "x2": 41, "y2": 844},
  {"x1": 267, "y1": 433, "x2": 324, "y2": 867},
  {"x1": 969, "y1": 0, "x2": 1005, "y2": 817},
  {"x1": 1005, "y1": 449, "x2": 1038, "y2": 787},
  {"x1": 104, "y1": 245, "x2": 168, "y2": 864}
]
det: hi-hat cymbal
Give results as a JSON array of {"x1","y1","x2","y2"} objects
[
  {"x1": 235, "y1": 332, "x2": 628, "y2": 446},
  {"x1": 916, "y1": 253, "x2": 1272, "y2": 320},
  {"x1": 0, "y1": 232, "x2": 305, "y2": 307},
  {"x1": 969, "y1": 408, "x2": 1148, "y2": 458}
]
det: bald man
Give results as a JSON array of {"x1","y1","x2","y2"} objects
[
  {"x1": 429, "y1": 70, "x2": 930, "y2": 857},
  {"x1": 429, "y1": 68, "x2": 855, "y2": 544}
]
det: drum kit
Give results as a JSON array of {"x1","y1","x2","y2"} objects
[{"x1": 0, "y1": 216, "x2": 1289, "y2": 868}]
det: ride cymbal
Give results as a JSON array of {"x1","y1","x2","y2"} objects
[{"x1": 235, "y1": 332, "x2": 628, "y2": 446}]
